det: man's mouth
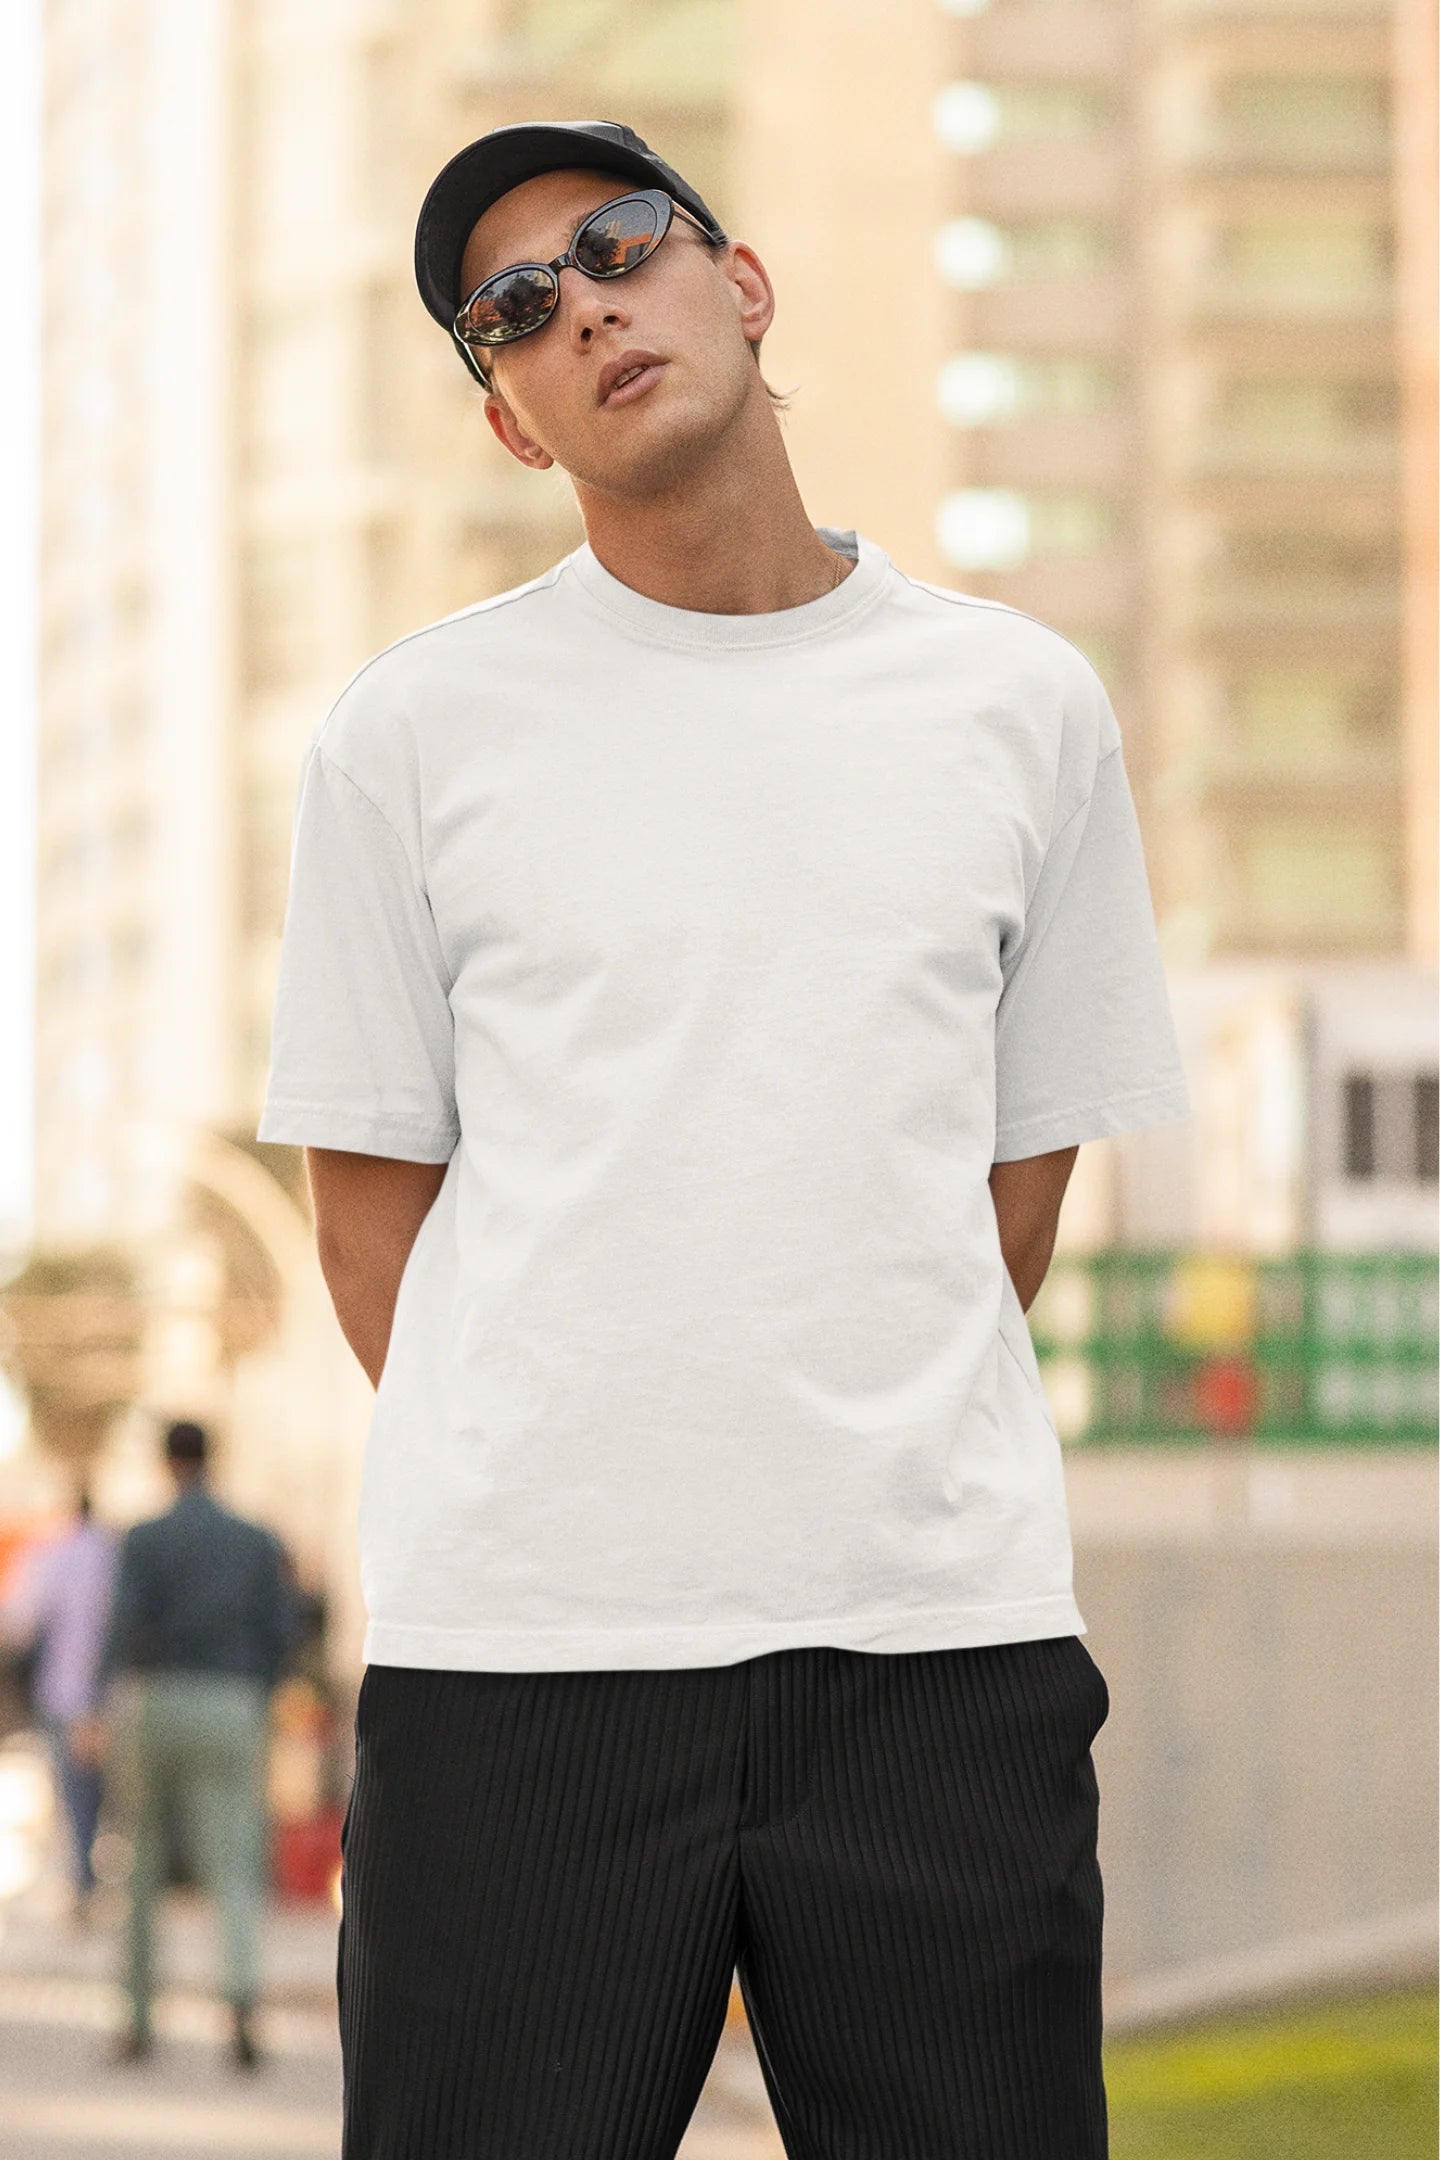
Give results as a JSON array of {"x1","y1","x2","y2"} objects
[{"x1": 599, "y1": 359, "x2": 668, "y2": 407}]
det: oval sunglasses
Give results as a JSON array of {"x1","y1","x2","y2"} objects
[{"x1": 450, "y1": 186, "x2": 729, "y2": 387}]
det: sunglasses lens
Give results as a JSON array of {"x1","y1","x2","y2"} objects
[
  {"x1": 458, "y1": 265, "x2": 557, "y2": 346},
  {"x1": 453, "y1": 195, "x2": 669, "y2": 359},
  {"x1": 573, "y1": 194, "x2": 665, "y2": 276}
]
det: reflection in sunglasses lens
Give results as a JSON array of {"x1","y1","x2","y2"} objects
[
  {"x1": 574, "y1": 197, "x2": 662, "y2": 276},
  {"x1": 462, "y1": 266, "x2": 556, "y2": 344}
]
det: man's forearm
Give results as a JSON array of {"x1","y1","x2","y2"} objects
[
  {"x1": 989, "y1": 1145, "x2": 1079, "y2": 1311},
  {"x1": 318, "y1": 1244, "x2": 412, "y2": 1389},
  {"x1": 306, "y1": 1151, "x2": 448, "y2": 1389},
  {"x1": 1005, "y1": 1235, "x2": 1056, "y2": 1314}
]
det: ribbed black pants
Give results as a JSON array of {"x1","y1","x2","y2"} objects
[{"x1": 337, "y1": 1633, "x2": 1110, "y2": 2158}]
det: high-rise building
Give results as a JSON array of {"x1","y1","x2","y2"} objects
[{"x1": 734, "y1": 0, "x2": 1432, "y2": 971}]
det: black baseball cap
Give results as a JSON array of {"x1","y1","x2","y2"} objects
[{"x1": 413, "y1": 119, "x2": 728, "y2": 331}]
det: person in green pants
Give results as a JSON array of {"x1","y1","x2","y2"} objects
[{"x1": 74, "y1": 1419, "x2": 300, "y2": 2069}]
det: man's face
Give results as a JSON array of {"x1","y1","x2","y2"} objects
[{"x1": 457, "y1": 166, "x2": 770, "y2": 495}]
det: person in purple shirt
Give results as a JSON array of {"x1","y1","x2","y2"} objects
[{"x1": 0, "y1": 1486, "x2": 119, "y2": 1921}]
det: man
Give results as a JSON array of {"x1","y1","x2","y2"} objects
[
  {"x1": 78, "y1": 1419, "x2": 299, "y2": 2070},
  {"x1": 0, "y1": 1486, "x2": 118, "y2": 1923},
  {"x1": 258, "y1": 120, "x2": 1192, "y2": 2158}
]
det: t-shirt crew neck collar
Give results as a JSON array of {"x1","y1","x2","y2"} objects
[{"x1": 563, "y1": 526, "x2": 890, "y2": 651}]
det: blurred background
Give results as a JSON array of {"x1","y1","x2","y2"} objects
[{"x1": 0, "y1": 0, "x2": 1434, "y2": 2154}]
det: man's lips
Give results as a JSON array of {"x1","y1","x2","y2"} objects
[{"x1": 599, "y1": 360, "x2": 668, "y2": 407}]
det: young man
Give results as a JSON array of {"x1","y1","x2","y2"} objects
[{"x1": 258, "y1": 119, "x2": 1191, "y2": 2160}]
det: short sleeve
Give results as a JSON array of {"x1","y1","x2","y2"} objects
[
  {"x1": 256, "y1": 744, "x2": 460, "y2": 1161},
  {"x1": 992, "y1": 741, "x2": 1192, "y2": 1162}
]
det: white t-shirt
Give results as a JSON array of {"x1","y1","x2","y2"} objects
[{"x1": 257, "y1": 526, "x2": 1191, "y2": 1672}]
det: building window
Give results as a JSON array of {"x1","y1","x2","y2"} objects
[
  {"x1": 936, "y1": 487, "x2": 1118, "y2": 568},
  {"x1": 1416, "y1": 1076, "x2": 1439, "y2": 1182},
  {"x1": 934, "y1": 216, "x2": 1117, "y2": 289},
  {"x1": 1240, "y1": 824, "x2": 1399, "y2": 946},
  {"x1": 934, "y1": 218, "x2": 1009, "y2": 289},
  {"x1": 937, "y1": 352, "x2": 1119, "y2": 426},
  {"x1": 1218, "y1": 370, "x2": 1397, "y2": 451},
  {"x1": 1343, "y1": 1070, "x2": 1440, "y2": 1183},
  {"x1": 1211, "y1": 71, "x2": 1389, "y2": 162},
  {"x1": 938, "y1": 354, "x2": 1019, "y2": 426},
  {"x1": 934, "y1": 78, "x2": 1114, "y2": 154},
  {"x1": 1229, "y1": 668, "x2": 1396, "y2": 762},
  {"x1": 937, "y1": 488, "x2": 1028, "y2": 568},
  {"x1": 1215, "y1": 211, "x2": 1392, "y2": 304},
  {"x1": 1343, "y1": 1072, "x2": 1375, "y2": 1176},
  {"x1": 1218, "y1": 525, "x2": 1398, "y2": 595}
]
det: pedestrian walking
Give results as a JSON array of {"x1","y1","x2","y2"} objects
[
  {"x1": 74, "y1": 1419, "x2": 300, "y2": 2070},
  {"x1": 258, "y1": 120, "x2": 1193, "y2": 2157},
  {"x1": 0, "y1": 1486, "x2": 119, "y2": 1924}
]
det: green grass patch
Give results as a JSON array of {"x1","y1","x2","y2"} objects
[{"x1": 1105, "y1": 1987, "x2": 1438, "y2": 2160}]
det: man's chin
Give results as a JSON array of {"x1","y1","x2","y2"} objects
[{"x1": 573, "y1": 410, "x2": 721, "y2": 493}]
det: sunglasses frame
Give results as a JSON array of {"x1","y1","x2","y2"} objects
[{"x1": 450, "y1": 186, "x2": 728, "y2": 388}]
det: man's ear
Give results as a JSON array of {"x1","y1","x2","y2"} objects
[{"x1": 482, "y1": 394, "x2": 554, "y2": 469}]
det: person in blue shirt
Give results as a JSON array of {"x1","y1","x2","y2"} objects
[{"x1": 76, "y1": 1418, "x2": 300, "y2": 2070}]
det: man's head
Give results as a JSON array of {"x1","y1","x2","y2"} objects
[
  {"x1": 415, "y1": 123, "x2": 791, "y2": 501},
  {"x1": 458, "y1": 166, "x2": 784, "y2": 497},
  {"x1": 163, "y1": 1419, "x2": 208, "y2": 1481}
]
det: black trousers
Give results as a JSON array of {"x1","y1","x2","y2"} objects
[{"x1": 337, "y1": 1633, "x2": 1110, "y2": 2159}]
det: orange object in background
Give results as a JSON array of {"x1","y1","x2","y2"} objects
[
  {"x1": 1194, "y1": 1352, "x2": 1260, "y2": 1439},
  {"x1": 0, "y1": 1511, "x2": 65, "y2": 1595},
  {"x1": 272, "y1": 1804, "x2": 345, "y2": 1903}
]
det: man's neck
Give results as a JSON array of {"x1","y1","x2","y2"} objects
[{"x1": 574, "y1": 393, "x2": 854, "y2": 616}]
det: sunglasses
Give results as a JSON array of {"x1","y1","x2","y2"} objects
[{"x1": 451, "y1": 187, "x2": 727, "y2": 386}]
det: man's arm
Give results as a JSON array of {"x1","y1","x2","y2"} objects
[
  {"x1": 70, "y1": 1530, "x2": 139, "y2": 1769},
  {"x1": 305, "y1": 1148, "x2": 448, "y2": 1389},
  {"x1": 93, "y1": 1525, "x2": 144, "y2": 1697},
  {"x1": 257, "y1": 1535, "x2": 303, "y2": 1692},
  {"x1": 989, "y1": 1145, "x2": 1079, "y2": 1313}
]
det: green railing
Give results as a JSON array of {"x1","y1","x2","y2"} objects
[{"x1": 1028, "y1": 1251, "x2": 1439, "y2": 1448}]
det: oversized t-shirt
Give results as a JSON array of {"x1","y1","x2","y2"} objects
[{"x1": 257, "y1": 526, "x2": 1191, "y2": 1672}]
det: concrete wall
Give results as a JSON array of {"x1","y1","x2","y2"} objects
[{"x1": 1069, "y1": 1447, "x2": 1437, "y2": 2010}]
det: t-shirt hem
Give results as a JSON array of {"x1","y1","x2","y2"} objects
[
  {"x1": 992, "y1": 1078, "x2": 1191, "y2": 1161},
  {"x1": 256, "y1": 1101, "x2": 458, "y2": 1160},
  {"x1": 360, "y1": 1593, "x2": 1085, "y2": 1672}
]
